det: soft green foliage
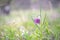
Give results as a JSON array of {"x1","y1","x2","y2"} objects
[{"x1": 0, "y1": 10, "x2": 60, "y2": 40}]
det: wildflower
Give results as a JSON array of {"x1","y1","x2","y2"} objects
[
  {"x1": 19, "y1": 26, "x2": 25, "y2": 36},
  {"x1": 34, "y1": 18, "x2": 40, "y2": 24},
  {"x1": 3, "y1": 5, "x2": 10, "y2": 14}
]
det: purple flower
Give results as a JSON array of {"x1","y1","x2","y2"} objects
[
  {"x1": 4, "y1": 9, "x2": 10, "y2": 14},
  {"x1": 34, "y1": 18, "x2": 40, "y2": 24},
  {"x1": 3, "y1": 5, "x2": 10, "y2": 14}
]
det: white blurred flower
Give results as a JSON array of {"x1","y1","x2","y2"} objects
[
  {"x1": 19, "y1": 26, "x2": 25, "y2": 35},
  {"x1": 4, "y1": 5, "x2": 10, "y2": 11}
]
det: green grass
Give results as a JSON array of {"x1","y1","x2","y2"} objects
[{"x1": 0, "y1": 10, "x2": 60, "y2": 40}]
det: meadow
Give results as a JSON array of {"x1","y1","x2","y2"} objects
[{"x1": 0, "y1": 9, "x2": 60, "y2": 40}]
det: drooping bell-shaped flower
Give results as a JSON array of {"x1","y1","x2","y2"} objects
[
  {"x1": 34, "y1": 16, "x2": 40, "y2": 24},
  {"x1": 34, "y1": 18, "x2": 40, "y2": 24}
]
